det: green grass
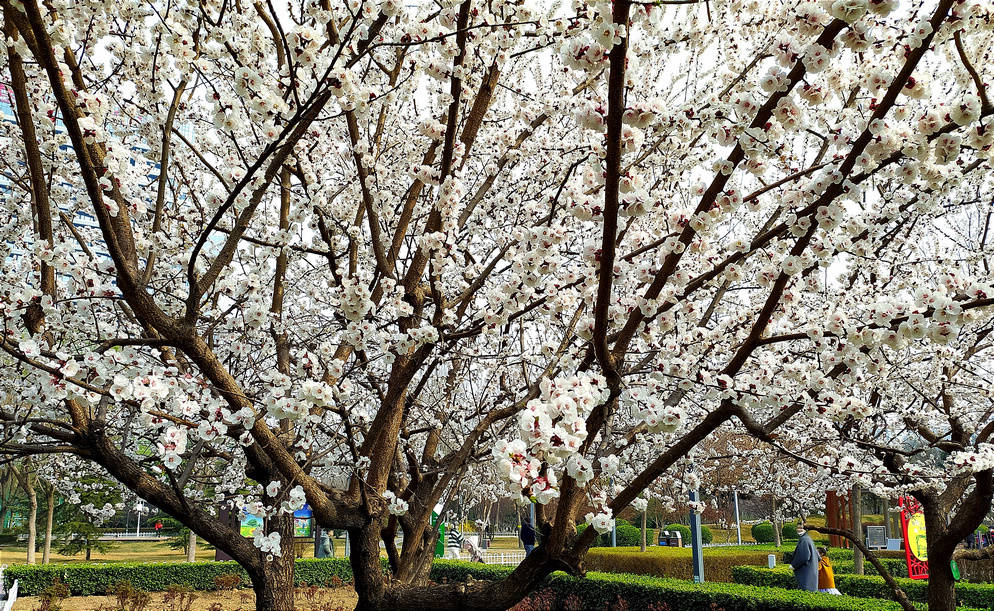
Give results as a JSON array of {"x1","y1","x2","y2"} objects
[{"x1": 0, "y1": 537, "x2": 352, "y2": 565}]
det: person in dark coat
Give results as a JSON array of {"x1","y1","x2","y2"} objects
[
  {"x1": 790, "y1": 526, "x2": 821, "y2": 592},
  {"x1": 520, "y1": 519, "x2": 536, "y2": 556}
]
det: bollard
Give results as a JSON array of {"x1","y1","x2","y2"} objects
[{"x1": 768, "y1": 554, "x2": 776, "y2": 569}]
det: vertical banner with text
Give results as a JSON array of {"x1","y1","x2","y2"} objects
[{"x1": 899, "y1": 496, "x2": 929, "y2": 580}]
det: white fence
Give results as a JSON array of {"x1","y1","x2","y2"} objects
[{"x1": 480, "y1": 551, "x2": 527, "y2": 565}]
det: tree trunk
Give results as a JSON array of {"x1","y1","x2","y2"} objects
[
  {"x1": 640, "y1": 510, "x2": 647, "y2": 552},
  {"x1": 923, "y1": 500, "x2": 960, "y2": 611},
  {"x1": 351, "y1": 524, "x2": 388, "y2": 610},
  {"x1": 250, "y1": 557, "x2": 295, "y2": 611},
  {"x1": 187, "y1": 531, "x2": 197, "y2": 562},
  {"x1": 25, "y1": 483, "x2": 37, "y2": 564},
  {"x1": 851, "y1": 485, "x2": 864, "y2": 575},
  {"x1": 928, "y1": 556, "x2": 957, "y2": 611},
  {"x1": 772, "y1": 498, "x2": 781, "y2": 548},
  {"x1": 43, "y1": 486, "x2": 54, "y2": 564},
  {"x1": 247, "y1": 515, "x2": 296, "y2": 611},
  {"x1": 85, "y1": 542, "x2": 91, "y2": 561}
]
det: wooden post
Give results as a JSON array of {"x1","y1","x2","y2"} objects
[{"x1": 851, "y1": 486, "x2": 864, "y2": 575}]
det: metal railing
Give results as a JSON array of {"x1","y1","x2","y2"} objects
[{"x1": 480, "y1": 551, "x2": 526, "y2": 565}]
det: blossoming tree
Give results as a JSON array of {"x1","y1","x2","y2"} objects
[{"x1": 2, "y1": 0, "x2": 994, "y2": 609}]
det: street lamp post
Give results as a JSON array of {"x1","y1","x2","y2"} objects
[
  {"x1": 734, "y1": 489, "x2": 742, "y2": 546},
  {"x1": 135, "y1": 502, "x2": 146, "y2": 537},
  {"x1": 689, "y1": 489, "x2": 704, "y2": 583}
]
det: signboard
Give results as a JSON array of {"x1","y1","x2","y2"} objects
[
  {"x1": 240, "y1": 509, "x2": 264, "y2": 538},
  {"x1": 294, "y1": 504, "x2": 313, "y2": 537},
  {"x1": 899, "y1": 496, "x2": 929, "y2": 580},
  {"x1": 866, "y1": 525, "x2": 887, "y2": 549}
]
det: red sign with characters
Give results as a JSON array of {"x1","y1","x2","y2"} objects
[{"x1": 899, "y1": 496, "x2": 929, "y2": 580}]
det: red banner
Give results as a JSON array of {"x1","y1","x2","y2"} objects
[{"x1": 899, "y1": 496, "x2": 929, "y2": 580}]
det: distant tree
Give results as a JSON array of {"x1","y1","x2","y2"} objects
[{"x1": 55, "y1": 515, "x2": 115, "y2": 561}]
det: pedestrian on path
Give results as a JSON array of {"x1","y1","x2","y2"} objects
[
  {"x1": 817, "y1": 546, "x2": 841, "y2": 595},
  {"x1": 520, "y1": 519, "x2": 536, "y2": 556},
  {"x1": 790, "y1": 526, "x2": 821, "y2": 592}
]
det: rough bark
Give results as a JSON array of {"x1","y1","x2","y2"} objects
[
  {"x1": 924, "y1": 506, "x2": 957, "y2": 611},
  {"x1": 377, "y1": 546, "x2": 562, "y2": 611},
  {"x1": 247, "y1": 514, "x2": 296, "y2": 611},
  {"x1": 851, "y1": 485, "x2": 864, "y2": 575},
  {"x1": 927, "y1": 553, "x2": 957, "y2": 611},
  {"x1": 351, "y1": 524, "x2": 389, "y2": 610},
  {"x1": 25, "y1": 482, "x2": 37, "y2": 564}
]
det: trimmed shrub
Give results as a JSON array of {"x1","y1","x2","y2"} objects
[
  {"x1": 577, "y1": 518, "x2": 647, "y2": 547},
  {"x1": 584, "y1": 546, "x2": 772, "y2": 583},
  {"x1": 783, "y1": 521, "x2": 800, "y2": 541},
  {"x1": 434, "y1": 561, "x2": 960, "y2": 611},
  {"x1": 614, "y1": 524, "x2": 642, "y2": 547},
  {"x1": 751, "y1": 521, "x2": 775, "y2": 543},
  {"x1": 2, "y1": 558, "x2": 368, "y2": 596},
  {"x1": 659, "y1": 523, "x2": 711, "y2": 544},
  {"x1": 825, "y1": 548, "x2": 907, "y2": 562},
  {"x1": 832, "y1": 559, "x2": 908, "y2": 579},
  {"x1": 732, "y1": 565, "x2": 994, "y2": 609}
]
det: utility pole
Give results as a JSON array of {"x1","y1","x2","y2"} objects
[
  {"x1": 734, "y1": 489, "x2": 742, "y2": 546},
  {"x1": 689, "y1": 489, "x2": 704, "y2": 582}
]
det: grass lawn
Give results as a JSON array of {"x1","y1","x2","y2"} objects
[
  {"x1": 0, "y1": 537, "x2": 352, "y2": 565},
  {"x1": 0, "y1": 535, "x2": 522, "y2": 566}
]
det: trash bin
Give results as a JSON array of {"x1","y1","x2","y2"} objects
[
  {"x1": 657, "y1": 530, "x2": 683, "y2": 547},
  {"x1": 657, "y1": 530, "x2": 669, "y2": 546}
]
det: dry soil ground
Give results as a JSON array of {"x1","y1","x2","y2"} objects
[{"x1": 12, "y1": 587, "x2": 358, "y2": 610}]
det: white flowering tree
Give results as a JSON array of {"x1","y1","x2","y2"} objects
[
  {"x1": 2, "y1": 0, "x2": 994, "y2": 610},
  {"x1": 762, "y1": 312, "x2": 994, "y2": 610}
]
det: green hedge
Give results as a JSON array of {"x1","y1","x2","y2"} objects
[
  {"x1": 832, "y1": 558, "x2": 908, "y2": 578},
  {"x1": 2, "y1": 558, "x2": 366, "y2": 596},
  {"x1": 584, "y1": 546, "x2": 772, "y2": 583},
  {"x1": 7, "y1": 557, "x2": 984, "y2": 610},
  {"x1": 752, "y1": 522, "x2": 776, "y2": 543},
  {"x1": 732, "y1": 565, "x2": 994, "y2": 609},
  {"x1": 576, "y1": 518, "x2": 651, "y2": 547},
  {"x1": 783, "y1": 521, "x2": 800, "y2": 541},
  {"x1": 663, "y1": 523, "x2": 712, "y2": 545},
  {"x1": 432, "y1": 561, "x2": 945, "y2": 610},
  {"x1": 826, "y1": 548, "x2": 906, "y2": 561}
]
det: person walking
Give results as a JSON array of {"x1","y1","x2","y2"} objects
[
  {"x1": 316, "y1": 529, "x2": 335, "y2": 558},
  {"x1": 520, "y1": 518, "x2": 536, "y2": 556},
  {"x1": 790, "y1": 525, "x2": 821, "y2": 592},
  {"x1": 817, "y1": 546, "x2": 841, "y2": 594}
]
